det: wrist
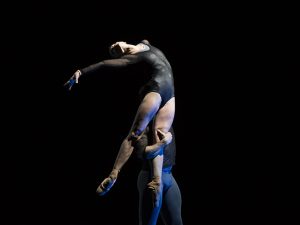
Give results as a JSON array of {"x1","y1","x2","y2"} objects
[
  {"x1": 111, "y1": 168, "x2": 120, "y2": 176},
  {"x1": 77, "y1": 70, "x2": 82, "y2": 76}
]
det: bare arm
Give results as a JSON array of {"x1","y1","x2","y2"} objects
[
  {"x1": 144, "y1": 130, "x2": 172, "y2": 159},
  {"x1": 145, "y1": 142, "x2": 167, "y2": 153}
]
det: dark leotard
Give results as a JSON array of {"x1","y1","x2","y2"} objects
[{"x1": 80, "y1": 41, "x2": 175, "y2": 107}]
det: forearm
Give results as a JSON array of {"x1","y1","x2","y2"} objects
[
  {"x1": 80, "y1": 61, "x2": 105, "y2": 75},
  {"x1": 80, "y1": 58, "x2": 133, "y2": 75},
  {"x1": 145, "y1": 142, "x2": 166, "y2": 153},
  {"x1": 144, "y1": 139, "x2": 169, "y2": 159}
]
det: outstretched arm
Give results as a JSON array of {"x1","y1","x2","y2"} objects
[
  {"x1": 80, "y1": 55, "x2": 140, "y2": 74},
  {"x1": 64, "y1": 55, "x2": 140, "y2": 90}
]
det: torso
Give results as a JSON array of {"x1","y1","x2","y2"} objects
[{"x1": 136, "y1": 43, "x2": 175, "y2": 106}]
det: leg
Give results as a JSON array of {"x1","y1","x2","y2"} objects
[
  {"x1": 147, "y1": 97, "x2": 175, "y2": 207},
  {"x1": 96, "y1": 92, "x2": 162, "y2": 196},
  {"x1": 160, "y1": 174, "x2": 183, "y2": 225},
  {"x1": 137, "y1": 170, "x2": 162, "y2": 225},
  {"x1": 147, "y1": 155, "x2": 164, "y2": 208},
  {"x1": 112, "y1": 92, "x2": 162, "y2": 171}
]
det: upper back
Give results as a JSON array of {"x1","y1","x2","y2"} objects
[{"x1": 140, "y1": 42, "x2": 172, "y2": 72}]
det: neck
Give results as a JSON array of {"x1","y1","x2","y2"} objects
[{"x1": 126, "y1": 45, "x2": 142, "y2": 54}]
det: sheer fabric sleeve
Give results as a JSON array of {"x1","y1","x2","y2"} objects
[{"x1": 80, "y1": 54, "x2": 141, "y2": 75}]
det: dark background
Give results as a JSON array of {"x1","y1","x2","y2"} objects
[{"x1": 2, "y1": 2, "x2": 299, "y2": 225}]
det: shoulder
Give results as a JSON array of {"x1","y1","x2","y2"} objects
[{"x1": 141, "y1": 39, "x2": 150, "y2": 45}]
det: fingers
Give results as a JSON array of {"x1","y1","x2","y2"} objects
[
  {"x1": 157, "y1": 129, "x2": 173, "y2": 144},
  {"x1": 75, "y1": 72, "x2": 79, "y2": 83},
  {"x1": 162, "y1": 132, "x2": 172, "y2": 145},
  {"x1": 156, "y1": 129, "x2": 165, "y2": 140},
  {"x1": 64, "y1": 71, "x2": 81, "y2": 90},
  {"x1": 157, "y1": 129, "x2": 166, "y2": 139},
  {"x1": 156, "y1": 129, "x2": 165, "y2": 135},
  {"x1": 63, "y1": 78, "x2": 75, "y2": 91},
  {"x1": 157, "y1": 129, "x2": 172, "y2": 138}
]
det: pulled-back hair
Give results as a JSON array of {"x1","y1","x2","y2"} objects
[{"x1": 109, "y1": 44, "x2": 124, "y2": 58}]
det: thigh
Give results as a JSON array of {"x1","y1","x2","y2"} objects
[
  {"x1": 129, "y1": 92, "x2": 162, "y2": 135},
  {"x1": 153, "y1": 97, "x2": 175, "y2": 141},
  {"x1": 160, "y1": 175, "x2": 183, "y2": 225}
]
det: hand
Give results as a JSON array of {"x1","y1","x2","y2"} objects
[
  {"x1": 64, "y1": 70, "x2": 82, "y2": 90},
  {"x1": 157, "y1": 129, "x2": 172, "y2": 145},
  {"x1": 147, "y1": 177, "x2": 162, "y2": 208}
]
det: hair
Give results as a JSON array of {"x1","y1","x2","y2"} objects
[{"x1": 109, "y1": 44, "x2": 124, "y2": 58}]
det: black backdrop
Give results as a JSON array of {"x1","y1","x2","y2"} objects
[{"x1": 2, "y1": 2, "x2": 299, "y2": 225}]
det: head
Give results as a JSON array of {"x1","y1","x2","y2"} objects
[{"x1": 109, "y1": 41, "x2": 129, "y2": 58}]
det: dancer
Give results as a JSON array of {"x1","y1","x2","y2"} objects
[
  {"x1": 135, "y1": 124, "x2": 183, "y2": 225},
  {"x1": 65, "y1": 39, "x2": 175, "y2": 206}
]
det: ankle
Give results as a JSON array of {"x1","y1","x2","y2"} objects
[{"x1": 110, "y1": 169, "x2": 120, "y2": 179}]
